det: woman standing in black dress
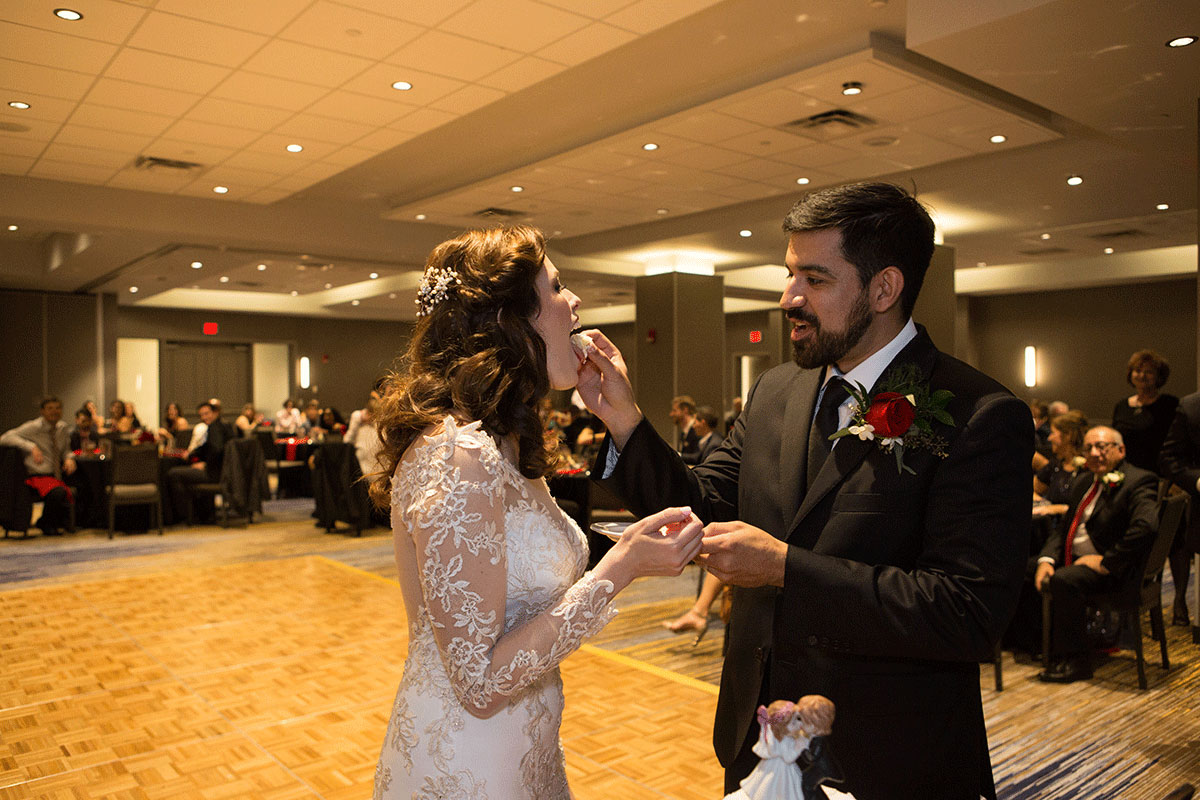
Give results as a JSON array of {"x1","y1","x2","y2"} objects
[{"x1": 1112, "y1": 349, "x2": 1185, "y2": 623}]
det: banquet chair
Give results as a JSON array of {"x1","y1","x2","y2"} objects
[
  {"x1": 311, "y1": 441, "x2": 370, "y2": 536},
  {"x1": 106, "y1": 443, "x2": 163, "y2": 539},
  {"x1": 0, "y1": 444, "x2": 34, "y2": 538},
  {"x1": 256, "y1": 429, "x2": 306, "y2": 499},
  {"x1": 185, "y1": 438, "x2": 269, "y2": 527},
  {"x1": 1041, "y1": 491, "x2": 1188, "y2": 689}
]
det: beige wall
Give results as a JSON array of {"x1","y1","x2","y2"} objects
[{"x1": 964, "y1": 277, "x2": 1197, "y2": 422}]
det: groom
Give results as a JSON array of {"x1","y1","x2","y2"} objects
[{"x1": 578, "y1": 182, "x2": 1031, "y2": 799}]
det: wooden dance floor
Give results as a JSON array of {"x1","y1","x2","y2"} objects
[{"x1": 1, "y1": 511, "x2": 1198, "y2": 799}]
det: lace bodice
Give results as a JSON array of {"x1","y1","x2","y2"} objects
[{"x1": 375, "y1": 417, "x2": 617, "y2": 799}]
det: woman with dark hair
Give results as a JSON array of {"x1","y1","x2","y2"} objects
[
  {"x1": 1112, "y1": 349, "x2": 1178, "y2": 471},
  {"x1": 157, "y1": 402, "x2": 189, "y2": 445},
  {"x1": 370, "y1": 225, "x2": 702, "y2": 799}
]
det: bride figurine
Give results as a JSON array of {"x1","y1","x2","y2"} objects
[{"x1": 724, "y1": 695, "x2": 854, "y2": 800}]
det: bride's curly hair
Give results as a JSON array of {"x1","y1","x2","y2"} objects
[{"x1": 369, "y1": 225, "x2": 562, "y2": 508}]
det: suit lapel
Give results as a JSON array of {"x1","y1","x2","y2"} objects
[{"x1": 779, "y1": 367, "x2": 823, "y2": 528}]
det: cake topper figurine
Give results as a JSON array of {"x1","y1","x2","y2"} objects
[{"x1": 723, "y1": 695, "x2": 851, "y2": 800}]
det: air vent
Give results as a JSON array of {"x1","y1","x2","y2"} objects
[
  {"x1": 1088, "y1": 228, "x2": 1147, "y2": 240},
  {"x1": 781, "y1": 109, "x2": 876, "y2": 141},
  {"x1": 473, "y1": 206, "x2": 526, "y2": 219},
  {"x1": 1017, "y1": 246, "x2": 1071, "y2": 256},
  {"x1": 134, "y1": 155, "x2": 204, "y2": 172}
]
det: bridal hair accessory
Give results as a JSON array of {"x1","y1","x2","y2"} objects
[{"x1": 415, "y1": 266, "x2": 462, "y2": 317}]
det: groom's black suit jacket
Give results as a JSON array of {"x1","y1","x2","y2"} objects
[{"x1": 597, "y1": 327, "x2": 1031, "y2": 799}]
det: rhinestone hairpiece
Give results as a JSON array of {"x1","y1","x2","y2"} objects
[{"x1": 414, "y1": 266, "x2": 462, "y2": 317}]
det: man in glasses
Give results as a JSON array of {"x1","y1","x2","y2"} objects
[{"x1": 1034, "y1": 426, "x2": 1159, "y2": 682}]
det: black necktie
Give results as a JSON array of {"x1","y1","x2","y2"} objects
[{"x1": 807, "y1": 377, "x2": 849, "y2": 489}]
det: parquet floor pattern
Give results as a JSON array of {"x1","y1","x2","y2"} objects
[{"x1": 0, "y1": 554, "x2": 723, "y2": 800}]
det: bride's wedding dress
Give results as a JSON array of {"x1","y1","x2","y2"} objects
[{"x1": 374, "y1": 417, "x2": 617, "y2": 799}]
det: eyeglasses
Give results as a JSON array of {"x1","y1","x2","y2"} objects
[{"x1": 1084, "y1": 441, "x2": 1118, "y2": 453}]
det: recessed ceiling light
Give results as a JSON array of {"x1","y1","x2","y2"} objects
[
  {"x1": 415, "y1": 213, "x2": 426, "y2": 220},
  {"x1": 290, "y1": 290, "x2": 299, "y2": 296},
  {"x1": 54, "y1": 8, "x2": 83, "y2": 20},
  {"x1": 642, "y1": 142, "x2": 659, "y2": 151},
  {"x1": 369, "y1": 272, "x2": 379, "y2": 279},
  {"x1": 324, "y1": 282, "x2": 332, "y2": 289},
  {"x1": 191, "y1": 261, "x2": 203, "y2": 269},
  {"x1": 1167, "y1": 36, "x2": 1196, "y2": 48},
  {"x1": 1066, "y1": 175, "x2": 1083, "y2": 186},
  {"x1": 286, "y1": 144, "x2": 303, "y2": 153},
  {"x1": 796, "y1": 177, "x2": 810, "y2": 185},
  {"x1": 1156, "y1": 203, "x2": 1170, "y2": 210},
  {"x1": 976, "y1": 261, "x2": 987, "y2": 267},
  {"x1": 6, "y1": 225, "x2": 17, "y2": 231},
  {"x1": 7, "y1": 101, "x2": 30, "y2": 110},
  {"x1": 351, "y1": 299, "x2": 360, "y2": 306},
  {"x1": 1104, "y1": 247, "x2": 1114, "y2": 254},
  {"x1": 510, "y1": 185, "x2": 523, "y2": 192},
  {"x1": 989, "y1": 134, "x2": 1007, "y2": 144},
  {"x1": 391, "y1": 80, "x2": 413, "y2": 91},
  {"x1": 213, "y1": 185, "x2": 229, "y2": 194},
  {"x1": 388, "y1": 293, "x2": 397, "y2": 299},
  {"x1": 129, "y1": 286, "x2": 138, "y2": 293},
  {"x1": 219, "y1": 276, "x2": 229, "y2": 283},
  {"x1": 841, "y1": 81, "x2": 863, "y2": 96},
  {"x1": 656, "y1": 208, "x2": 669, "y2": 215},
  {"x1": 1040, "y1": 233, "x2": 1051, "y2": 240},
  {"x1": 257, "y1": 263, "x2": 266, "y2": 271},
  {"x1": 739, "y1": 229, "x2": 752, "y2": 238}
]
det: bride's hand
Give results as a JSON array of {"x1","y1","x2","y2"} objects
[
  {"x1": 594, "y1": 507, "x2": 704, "y2": 592},
  {"x1": 574, "y1": 329, "x2": 642, "y2": 447}
]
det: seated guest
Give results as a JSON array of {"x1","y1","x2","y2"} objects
[
  {"x1": 157, "y1": 402, "x2": 189, "y2": 445},
  {"x1": 235, "y1": 403, "x2": 263, "y2": 437},
  {"x1": 1030, "y1": 399, "x2": 1053, "y2": 464},
  {"x1": 320, "y1": 407, "x2": 347, "y2": 437},
  {"x1": 105, "y1": 399, "x2": 135, "y2": 435},
  {"x1": 298, "y1": 400, "x2": 323, "y2": 436},
  {"x1": 346, "y1": 378, "x2": 386, "y2": 446},
  {"x1": 1048, "y1": 400, "x2": 1069, "y2": 418},
  {"x1": 166, "y1": 401, "x2": 235, "y2": 523},
  {"x1": 1158, "y1": 390, "x2": 1200, "y2": 626},
  {"x1": 1034, "y1": 410, "x2": 1089, "y2": 505},
  {"x1": 275, "y1": 399, "x2": 302, "y2": 434},
  {"x1": 1, "y1": 396, "x2": 77, "y2": 535},
  {"x1": 349, "y1": 397, "x2": 382, "y2": 480},
  {"x1": 681, "y1": 405, "x2": 721, "y2": 465},
  {"x1": 1034, "y1": 426, "x2": 1158, "y2": 682},
  {"x1": 69, "y1": 408, "x2": 100, "y2": 452},
  {"x1": 82, "y1": 399, "x2": 105, "y2": 430}
]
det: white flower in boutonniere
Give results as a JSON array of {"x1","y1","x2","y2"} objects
[
  {"x1": 1102, "y1": 470, "x2": 1125, "y2": 489},
  {"x1": 879, "y1": 436, "x2": 903, "y2": 451},
  {"x1": 848, "y1": 423, "x2": 875, "y2": 441},
  {"x1": 1071, "y1": 455, "x2": 1087, "y2": 469}
]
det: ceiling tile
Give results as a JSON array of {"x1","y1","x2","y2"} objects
[
  {"x1": 655, "y1": 143, "x2": 748, "y2": 170},
  {"x1": 28, "y1": 158, "x2": 119, "y2": 184},
  {"x1": 711, "y1": 180, "x2": 783, "y2": 202},
  {"x1": 219, "y1": 150, "x2": 301, "y2": 175},
  {"x1": 54, "y1": 124, "x2": 154, "y2": 153},
  {"x1": 353, "y1": 127, "x2": 419, "y2": 151},
  {"x1": 537, "y1": 0, "x2": 637, "y2": 18},
  {"x1": 771, "y1": 141, "x2": 858, "y2": 168},
  {"x1": 70, "y1": 104, "x2": 175, "y2": 136},
  {"x1": 717, "y1": 88, "x2": 823, "y2": 128},
  {"x1": 140, "y1": 138, "x2": 237, "y2": 166},
  {"x1": 247, "y1": 134, "x2": 342, "y2": 160},
  {"x1": 320, "y1": 145, "x2": 377, "y2": 167},
  {"x1": 243, "y1": 40, "x2": 375, "y2": 88},
  {"x1": 244, "y1": 187, "x2": 296, "y2": 204},
  {"x1": 791, "y1": 59, "x2": 917, "y2": 107},
  {"x1": 267, "y1": 173, "x2": 322, "y2": 192},
  {"x1": 329, "y1": 0, "x2": 473, "y2": 27},
  {"x1": 305, "y1": 91, "x2": 416, "y2": 127},
  {"x1": 428, "y1": 84, "x2": 506, "y2": 115},
  {"x1": 0, "y1": 153, "x2": 35, "y2": 174},
  {"x1": 210, "y1": 71, "x2": 330, "y2": 112},
  {"x1": 602, "y1": 0, "x2": 722, "y2": 34},
  {"x1": 0, "y1": 92, "x2": 77, "y2": 125},
  {"x1": 841, "y1": 127, "x2": 974, "y2": 170},
  {"x1": 656, "y1": 112, "x2": 762, "y2": 144},
  {"x1": 85, "y1": 77, "x2": 202, "y2": 118},
  {"x1": 159, "y1": 118, "x2": 262, "y2": 149},
  {"x1": 387, "y1": 30, "x2": 521, "y2": 82},
  {"x1": 152, "y1": 0, "x2": 311, "y2": 36},
  {"x1": 342, "y1": 63, "x2": 466, "y2": 104},
  {"x1": 272, "y1": 113, "x2": 377, "y2": 145},
  {"x1": 198, "y1": 164, "x2": 284, "y2": 188},
  {"x1": 279, "y1": 1, "x2": 424, "y2": 59},
  {"x1": 0, "y1": 0, "x2": 149, "y2": 44},
  {"x1": 441, "y1": 0, "x2": 590, "y2": 52},
  {"x1": 853, "y1": 83, "x2": 966, "y2": 125},
  {"x1": 535, "y1": 22, "x2": 636, "y2": 66},
  {"x1": 176, "y1": 179, "x2": 259, "y2": 199},
  {"x1": 126, "y1": 11, "x2": 269, "y2": 68},
  {"x1": 105, "y1": 167, "x2": 195, "y2": 192},
  {"x1": 718, "y1": 127, "x2": 819, "y2": 158},
  {"x1": 751, "y1": 166, "x2": 840, "y2": 191},
  {"x1": 185, "y1": 97, "x2": 294, "y2": 132},
  {"x1": 708, "y1": 157, "x2": 794, "y2": 182},
  {"x1": 477, "y1": 56, "x2": 564, "y2": 92},
  {"x1": 104, "y1": 49, "x2": 232, "y2": 94},
  {"x1": 39, "y1": 142, "x2": 134, "y2": 169},
  {"x1": 389, "y1": 107, "x2": 459, "y2": 135},
  {"x1": 0, "y1": 136, "x2": 48, "y2": 158},
  {"x1": 822, "y1": 153, "x2": 907, "y2": 181},
  {"x1": 0, "y1": 20, "x2": 118, "y2": 73},
  {"x1": 0, "y1": 58, "x2": 95, "y2": 101},
  {"x1": 574, "y1": 173, "x2": 647, "y2": 195},
  {"x1": 555, "y1": 149, "x2": 638, "y2": 172}
]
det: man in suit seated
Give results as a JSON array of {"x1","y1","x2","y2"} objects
[
  {"x1": 1, "y1": 396, "x2": 77, "y2": 535},
  {"x1": 167, "y1": 401, "x2": 236, "y2": 523},
  {"x1": 1035, "y1": 425, "x2": 1159, "y2": 682},
  {"x1": 682, "y1": 406, "x2": 721, "y2": 465}
]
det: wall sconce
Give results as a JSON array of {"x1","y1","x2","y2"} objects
[
  {"x1": 299, "y1": 356, "x2": 311, "y2": 389},
  {"x1": 1024, "y1": 346, "x2": 1037, "y2": 388}
]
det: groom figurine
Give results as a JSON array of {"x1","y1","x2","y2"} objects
[{"x1": 580, "y1": 182, "x2": 1031, "y2": 799}]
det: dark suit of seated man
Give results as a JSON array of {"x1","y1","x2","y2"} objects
[
  {"x1": 167, "y1": 401, "x2": 235, "y2": 523},
  {"x1": 681, "y1": 406, "x2": 722, "y2": 466},
  {"x1": 1034, "y1": 425, "x2": 1159, "y2": 682}
]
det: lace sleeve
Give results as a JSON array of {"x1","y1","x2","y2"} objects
[{"x1": 401, "y1": 419, "x2": 617, "y2": 718}]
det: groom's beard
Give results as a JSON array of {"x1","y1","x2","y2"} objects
[{"x1": 790, "y1": 288, "x2": 873, "y2": 370}]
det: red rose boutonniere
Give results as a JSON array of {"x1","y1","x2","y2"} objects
[{"x1": 830, "y1": 364, "x2": 954, "y2": 474}]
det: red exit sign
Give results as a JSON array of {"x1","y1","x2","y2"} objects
[
  {"x1": 749, "y1": 330, "x2": 762, "y2": 343},
  {"x1": 203, "y1": 322, "x2": 218, "y2": 335}
]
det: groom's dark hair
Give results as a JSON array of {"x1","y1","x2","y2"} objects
[{"x1": 782, "y1": 182, "x2": 935, "y2": 317}]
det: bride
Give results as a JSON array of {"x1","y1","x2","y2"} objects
[{"x1": 370, "y1": 225, "x2": 704, "y2": 799}]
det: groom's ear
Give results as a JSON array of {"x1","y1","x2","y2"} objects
[{"x1": 869, "y1": 266, "x2": 905, "y2": 314}]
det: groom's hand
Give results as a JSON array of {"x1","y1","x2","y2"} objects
[{"x1": 697, "y1": 522, "x2": 786, "y2": 588}]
